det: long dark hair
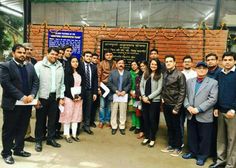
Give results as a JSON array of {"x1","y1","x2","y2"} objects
[
  {"x1": 65, "y1": 56, "x2": 79, "y2": 75},
  {"x1": 130, "y1": 60, "x2": 139, "y2": 71},
  {"x1": 144, "y1": 58, "x2": 162, "y2": 81}
]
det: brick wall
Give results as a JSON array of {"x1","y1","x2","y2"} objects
[{"x1": 28, "y1": 24, "x2": 228, "y2": 69}]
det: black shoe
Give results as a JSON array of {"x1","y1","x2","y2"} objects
[
  {"x1": 208, "y1": 163, "x2": 225, "y2": 168},
  {"x1": 90, "y1": 122, "x2": 97, "y2": 128},
  {"x1": 13, "y1": 150, "x2": 31, "y2": 157},
  {"x1": 24, "y1": 136, "x2": 35, "y2": 142},
  {"x1": 182, "y1": 153, "x2": 196, "y2": 159},
  {"x1": 2, "y1": 155, "x2": 14, "y2": 164},
  {"x1": 120, "y1": 129, "x2": 125, "y2": 135},
  {"x1": 196, "y1": 159, "x2": 205, "y2": 166},
  {"x1": 129, "y1": 126, "x2": 136, "y2": 131},
  {"x1": 134, "y1": 128, "x2": 140, "y2": 134},
  {"x1": 84, "y1": 128, "x2": 94, "y2": 135},
  {"x1": 111, "y1": 129, "x2": 117, "y2": 135},
  {"x1": 55, "y1": 134, "x2": 63, "y2": 140},
  {"x1": 46, "y1": 139, "x2": 61, "y2": 148},
  {"x1": 35, "y1": 142, "x2": 42, "y2": 152}
]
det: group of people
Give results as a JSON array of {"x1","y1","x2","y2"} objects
[{"x1": 0, "y1": 44, "x2": 235, "y2": 168}]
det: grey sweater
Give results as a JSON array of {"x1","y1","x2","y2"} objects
[
  {"x1": 140, "y1": 73, "x2": 163, "y2": 102},
  {"x1": 34, "y1": 57, "x2": 65, "y2": 99}
]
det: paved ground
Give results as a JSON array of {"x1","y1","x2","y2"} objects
[{"x1": 0, "y1": 86, "x2": 212, "y2": 168}]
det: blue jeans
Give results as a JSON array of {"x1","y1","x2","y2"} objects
[{"x1": 99, "y1": 96, "x2": 111, "y2": 123}]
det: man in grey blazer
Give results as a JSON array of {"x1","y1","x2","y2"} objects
[
  {"x1": 0, "y1": 44, "x2": 39, "y2": 164},
  {"x1": 182, "y1": 62, "x2": 218, "y2": 166},
  {"x1": 107, "y1": 58, "x2": 131, "y2": 135}
]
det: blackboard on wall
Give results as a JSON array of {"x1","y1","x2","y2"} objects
[{"x1": 100, "y1": 40, "x2": 149, "y2": 68}]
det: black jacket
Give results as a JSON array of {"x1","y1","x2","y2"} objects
[
  {"x1": 64, "y1": 69, "x2": 83, "y2": 100},
  {"x1": 162, "y1": 68, "x2": 186, "y2": 113},
  {"x1": 0, "y1": 60, "x2": 39, "y2": 110},
  {"x1": 78, "y1": 62, "x2": 98, "y2": 97}
]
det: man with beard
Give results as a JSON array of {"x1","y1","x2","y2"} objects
[
  {"x1": 97, "y1": 50, "x2": 116, "y2": 128},
  {"x1": 0, "y1": 44, "x2": 39, "y2": 164},
  {"x1": 90, "y1": 53, "x2": 99, "y2": 127},
  {"x1": 206, "y1": 53, "x2": 222, "y2": 162},
  {"x1": 180, "y1": 55, "x2": 197, "y2": 147},
  {"x1": 79, "y1": 51, "x2": 98, "y2": 135}
]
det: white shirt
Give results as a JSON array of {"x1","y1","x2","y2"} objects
[
  {"x1": 221, "y1": 65, "x2": 235, "y2": 74},
  {"x1": 182, "y1": 69, "x2": 197, "y2": 81}
]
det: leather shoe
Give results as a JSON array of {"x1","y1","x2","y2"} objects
[
  {"x1": 2, "y1": 155, "x2": 14, "y2": 164},
  {"x1": 120, "y1": 129, "x2": 125, "y2": 135},
  {"x1": 84, "y1": 129, "x2": 94, "y2": 135},
  {"x1": 182, "y1": 153, "x2": 195, "y2": 159},
  {"x1": 13, "y1": 150, "x2": 31, "y2": 157},
  {"x1": 24, "y1": 136, "x2": 35, "y2": 142},
  {"x1": 46, "y1": 139, "x2": 61, "y2": 148},
  {"x1": 90, "y1": 122, "x2": 96, "y2": 128},
  {"x1": 35, "y1": 142, "x2": 42, "y2": 152},
  {"x1": 111, "y1": 129, "x2": 117, "y2": 135},
  {"x1": 208, "y1": 163, "x2": 225, "y2": 168},
  {"x1": 55, "y1": 134, "x2": 63, "y2": 140},
  {"x1": 196, "y1": 159, "x2": 205, "y2": 166}
]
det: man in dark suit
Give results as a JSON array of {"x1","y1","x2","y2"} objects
[
  {"x1": 0, "y1": 44, "x2": 39, "y2": 164},
  {"x1": 107, "y1": 58, "x2": 131, "y2": 135},
  {"x1": 79, "y1": 51, "x2": 98, "y2": 135},
  {"x1": 90, "y1": 53, "x2": 99, "y2": 128}
]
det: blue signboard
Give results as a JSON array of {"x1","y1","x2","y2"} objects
[{"x1": 48, "y1": 30, "x2": 83, "y2": 58}]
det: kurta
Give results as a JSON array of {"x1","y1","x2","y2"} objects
[{"x1": 59, "y1": 72, "x2": 83, "y2": 123}]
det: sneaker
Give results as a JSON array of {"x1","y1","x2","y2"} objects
[
  {"x1": 141, "y1": 139, "x2": 149, "y2": 145},
  {"x1": 161, "y1": 146, "x2": 174, "y2": 153},
  {"x1": 170, "y1": 149, "x2": 182, "y2": 157}
]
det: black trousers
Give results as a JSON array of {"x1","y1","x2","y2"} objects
[
  {"x1": 90, "y1": 95, "x2": 99, "y2": 125},
  {"x1": 1, "y1": 106, "x2": 31, "y2": 157},
  {"x1": 187, "y1": 116, "x2": 213, "y2": 160},
  {"x1": 83, "y1": 90, "x2": 93, "y2": 129},
  {"x1": 163, "y1": 104, "x2": 182, "y2": 149},
  {"x1": 180, "y1": 106, "x2": 187, "y2": 145},
  {"x1": 142, "y1": 102, "x2": 161, "y2": 141},
  {"x1": 35, "y1": 93, "x2": 58, "y2": 142},
  {"x1": 55, "y1": 107, "x2": 62, "y2": 134}
]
